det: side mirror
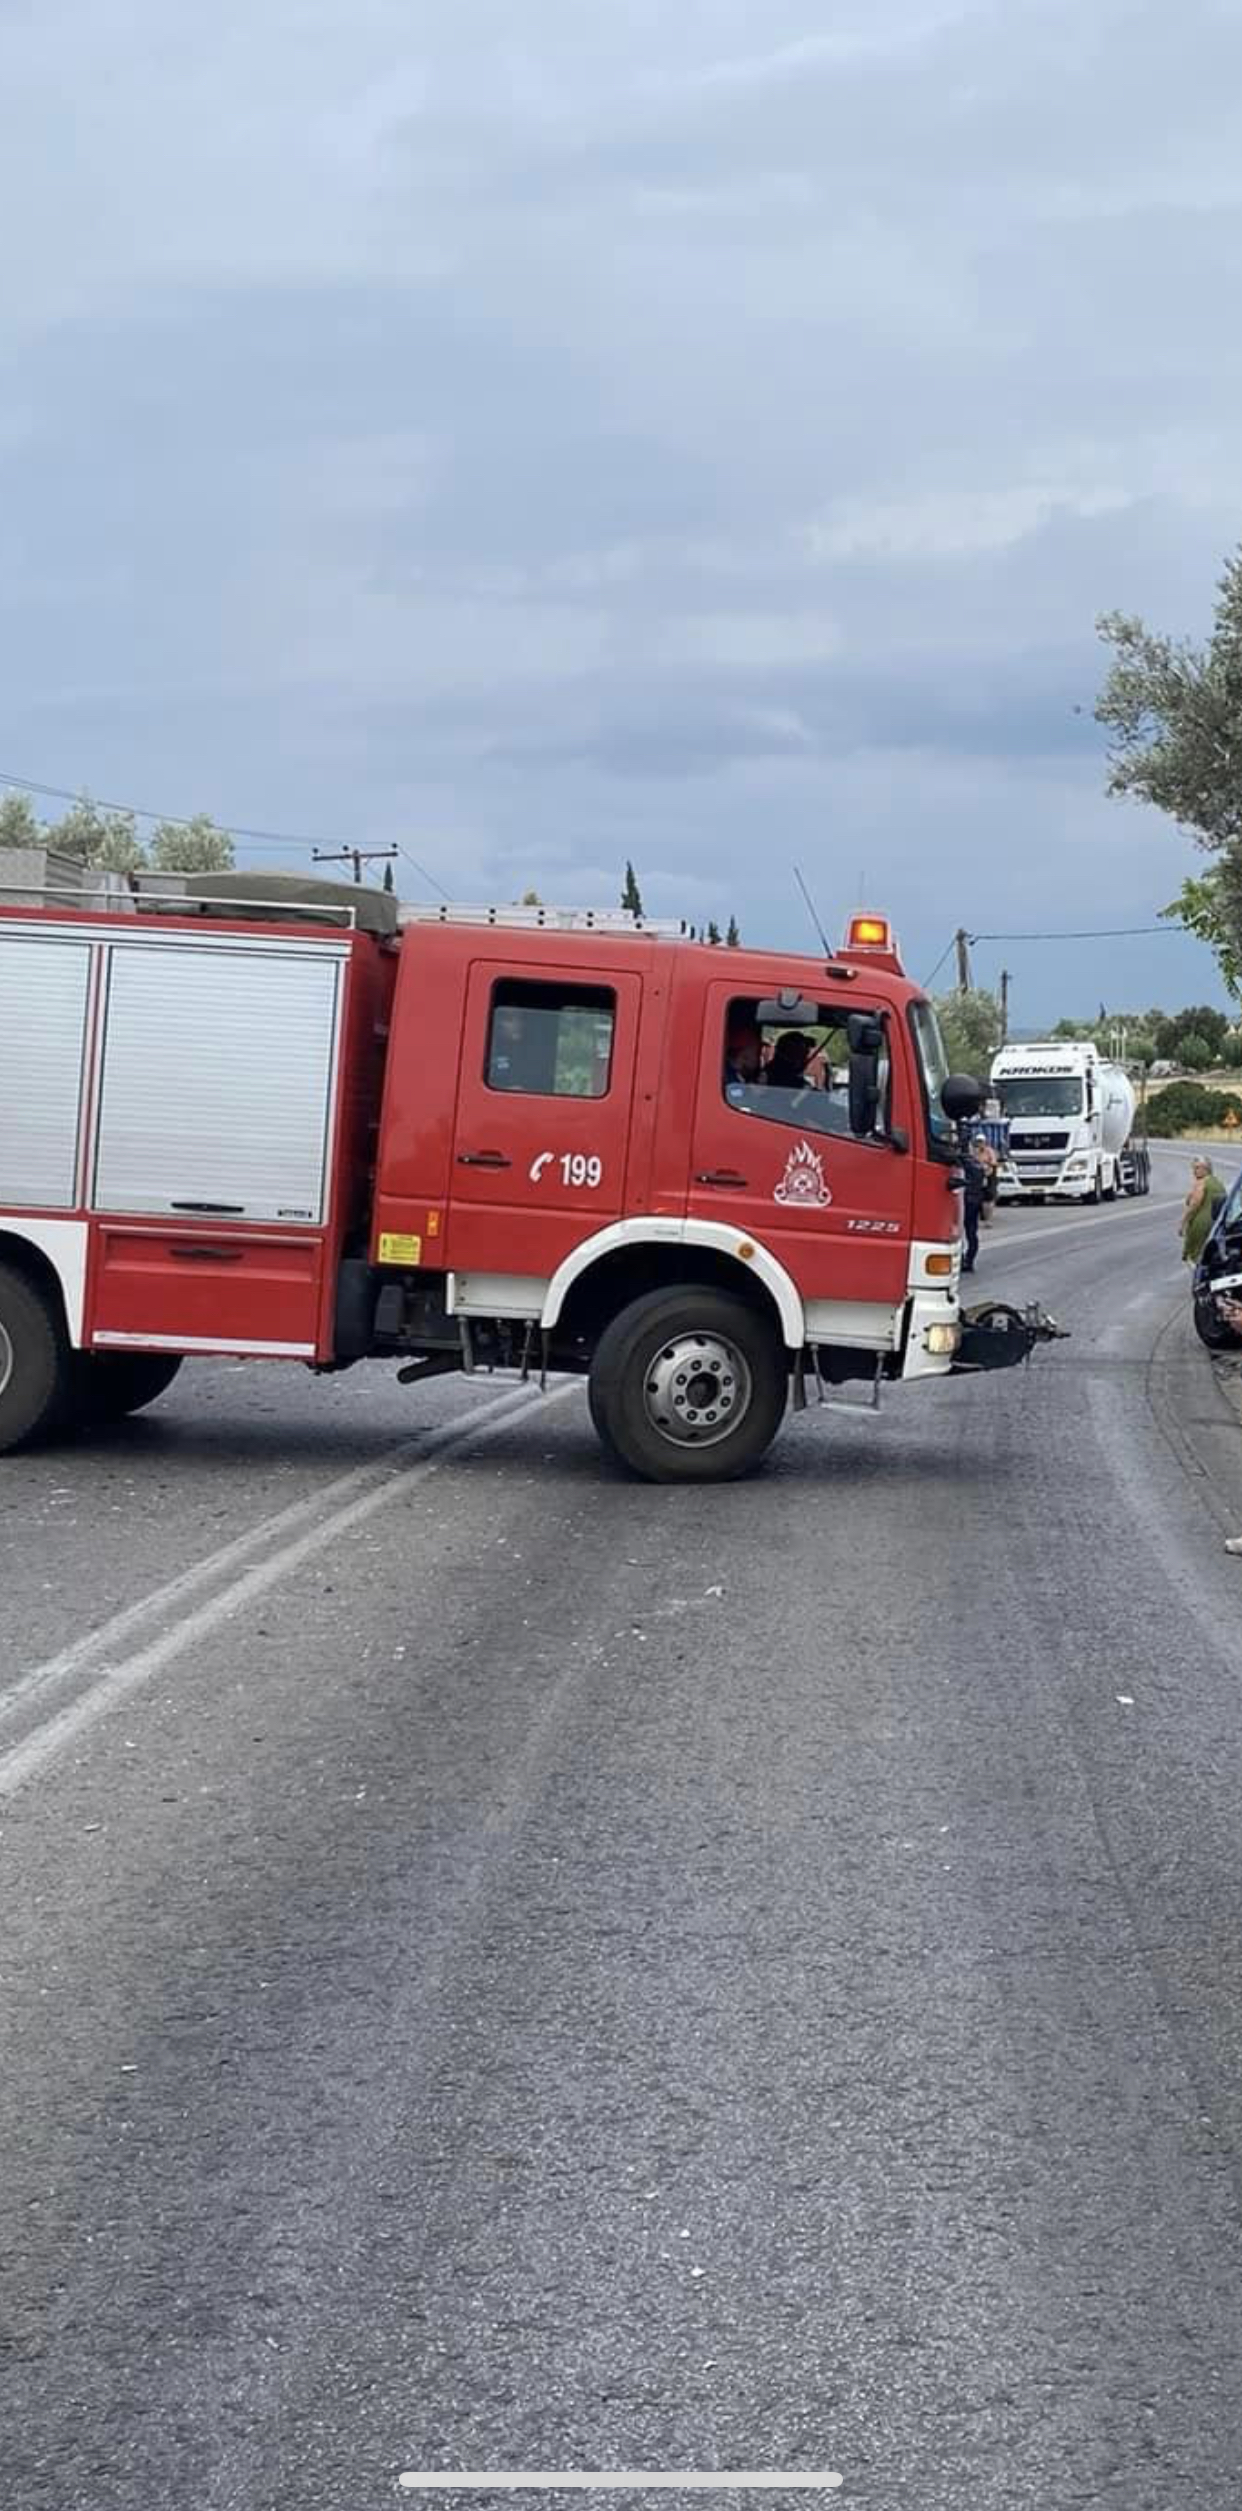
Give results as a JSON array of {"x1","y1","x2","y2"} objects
[{"x1": 941, "y1": 1073, "x2": 984, "y2": 1123}]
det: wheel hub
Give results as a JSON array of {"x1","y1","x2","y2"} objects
[
  {"x1": 0, "y1": 1322, "x2": 12, "y2": 1402},
  {"x1": 643, "y1": 1330, "x2": 752, "y2": 1447}
]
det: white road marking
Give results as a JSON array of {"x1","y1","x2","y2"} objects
[
  {"x1": 1106, "y1": 1280, "x2": 1181, "y2": 1336},
  {"x1": 989, "y1": 1200, "x2": 1178, "y2": 1256},
  {"x1": 0, "y1": 1383, "x2": 557, "y2": 1733},
  {"x1": 0, "y1": 1381, "x2": 576, "y2": 1799},
  {"x1": 991, "y1": 1139, "x2": 1225, "y2": 1256}
]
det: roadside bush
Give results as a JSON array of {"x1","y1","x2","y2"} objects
[
  {"x1": 1155, "y1": 1006, "x2": 1231, "y2": 1062},
  {"x1": 1146, "y1": 1081, "x2": 1242, "y2": 1135}
]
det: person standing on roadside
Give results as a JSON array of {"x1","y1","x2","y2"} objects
[
  {"x1": 960, "y1": 1136, "x2": 987, "y2": 1274},
  {"x1": 976, "y1": 1133, "x2": 999, "y2": 1226},
  {"x1": 1181, "y1": 1155, "x2": 1227, "y2": 1266}
]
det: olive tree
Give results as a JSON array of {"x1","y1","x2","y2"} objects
[
  {"x1": 0, "y1": 792, "x2": 42, "y2": 847},
  {"x1": 1096, "y1": 547, "x2": 1242, "y2": 997},
  {"x1": 148, "y1": 816, "x2": 235, "y2": 873},
  {"x1": 933, "y1": 987, "x2": 1004, "y2": 1079}
]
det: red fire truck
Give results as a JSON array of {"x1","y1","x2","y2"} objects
[{"x1": 0, "y1": 877, "x2": 1055, "y2": 1479}]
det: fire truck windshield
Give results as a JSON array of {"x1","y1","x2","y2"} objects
[
  {"x1": 909, "y1": 999, "x2": 956, "y2": 1153},
  {"x1": 996, "y1": 1076, "x2": 1084, "y2": 1118}
]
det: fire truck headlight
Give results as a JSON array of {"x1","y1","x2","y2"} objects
[{"x1": 924, "y1": 1321, "x2": 961, "y2": 1357}]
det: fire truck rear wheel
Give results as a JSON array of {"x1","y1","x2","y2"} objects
[
  {"x1": 73, "y1": 1352, "x2": 184, "y2": 1424},
  {"x1": 589, "y1": 1287, "x2": 786, "y2": 1482},
  {"x1": 0, "y1": 1262, "x2": 73, "y2": 1454}
]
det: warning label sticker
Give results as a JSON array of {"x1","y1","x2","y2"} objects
[{"x1": 378, "y1": 1232, "x2": 422, "y2": 1266}]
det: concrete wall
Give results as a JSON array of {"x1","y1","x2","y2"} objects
[{"x1": 0, "y1": 849, "x2": 135, "y2": 910}]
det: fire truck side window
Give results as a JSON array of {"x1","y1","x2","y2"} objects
[
  {"x1": 723, "y1": 995, "x2": 888, "y2": 1140},
  {"x1": 486, "y1": 980, "x2": 616, "y2": 1098}
]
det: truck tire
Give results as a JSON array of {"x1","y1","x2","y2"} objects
[
  {"x1": 1091, "y1": 1172, "x2": 1104, "y2": 1204},
  {"x1": 586, "y1": 1367, "x2": 609, "y2": 1445},
  {"x1": 588, "y1": 1287, "x2": 787, "y2": 1483},
  {"x1": 0, "y1": 1261, "x2": 73, "y2": 1454},
  {"x1": 73, "y1": 1352, "x2": 183, "y2": 1424}
]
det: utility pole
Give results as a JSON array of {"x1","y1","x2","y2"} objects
[
  {"x1": 999, "y1": 969, "x2": 1010, "y2": 1046},
  {"x1": 312, "y1": 845, "x2": 399, "y2": 886},
  {"x1": 954, "y1": 928, "x2": 973, "y2": 994}
]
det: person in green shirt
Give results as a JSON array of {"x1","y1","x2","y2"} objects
[{"x1": 1181, "y1": 1156, "x2": 1227, "y2": 1265}]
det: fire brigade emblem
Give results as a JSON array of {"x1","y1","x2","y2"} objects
[{"x1": 773, "y1": 1139, "x2": 832, "y2": 1207}]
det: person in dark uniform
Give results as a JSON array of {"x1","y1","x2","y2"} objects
[
  {"x1": 760, "y1": 1031, "x2": 815, "y2": 1091},
  {"x1": 960, "y1": 1134, "x2": 987, "y2": 1273}
]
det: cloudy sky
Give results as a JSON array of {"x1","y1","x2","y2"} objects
[{"x1": 2, "y1": 0, "x2": 1241, "y2": 1018}]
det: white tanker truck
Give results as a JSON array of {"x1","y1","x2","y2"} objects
[{"x1": 989, "y1": 1040, "x2": 1151, "y2": 1204}]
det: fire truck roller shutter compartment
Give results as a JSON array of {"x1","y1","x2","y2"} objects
[
  {"x1": 91, "y1": 940, "x2": 345, "y2": 1224},
  {"x1": 0, "y1": 932, "x2": 93, "y2": 1209}
]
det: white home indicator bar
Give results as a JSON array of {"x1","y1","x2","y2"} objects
[{"x1": 397, "y1": 2478, "x2": 844, "y2": 2495}]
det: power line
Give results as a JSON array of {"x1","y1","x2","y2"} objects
[
  {"x1": 923, "y1": 920, "x2": 1188, "y2": 989},
  {"x1": 0, "y1": 765, "x2": 324, "y2": 848},
  {"x1": 0, "y1": 763, "x2": 452, "y2": 898},
  {"x1": 396, "y1": 845, "x2": 452, "y2": 902},
  {"x1": 312, "y1": 844, "x2": 399, "y2": 888},
  {"x1": 969, "y1": 924, "x2": 1183, "y2": 942},
  {"x1": 921, "y1": 936, "x2": 958, "y2": 990}
]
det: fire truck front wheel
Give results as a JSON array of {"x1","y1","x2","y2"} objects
[
  {"x1": 588, "y1": 1287, "x2": 787, "y2": 1482},
  {"x1": 0, "y1": 1261, "x2": 73, "y2": 1454}
]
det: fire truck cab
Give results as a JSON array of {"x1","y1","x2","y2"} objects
[{"x1": 0, "y1": 881, "x2": 1050, "y2": 1481}]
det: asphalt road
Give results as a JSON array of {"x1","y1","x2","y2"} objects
[{"x1": 5, "y1": 1143, "x2": 1242, "y2": 2511}]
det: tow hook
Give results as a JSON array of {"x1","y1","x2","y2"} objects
[{"x1": 953, "y1": 1299, "x2": 1069, "y2": 1373}]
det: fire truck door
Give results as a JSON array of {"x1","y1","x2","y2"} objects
[
  {"x1": 447, "y1": 963, "x2": 641, "y2": 1286},
  {"x1": 688, "y1": 978, "x2": 913, "y2": 1317}
]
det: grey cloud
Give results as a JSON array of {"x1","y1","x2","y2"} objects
[{"x1": 0, "y1": 0, "x2": 1238, "y2": 1017}]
